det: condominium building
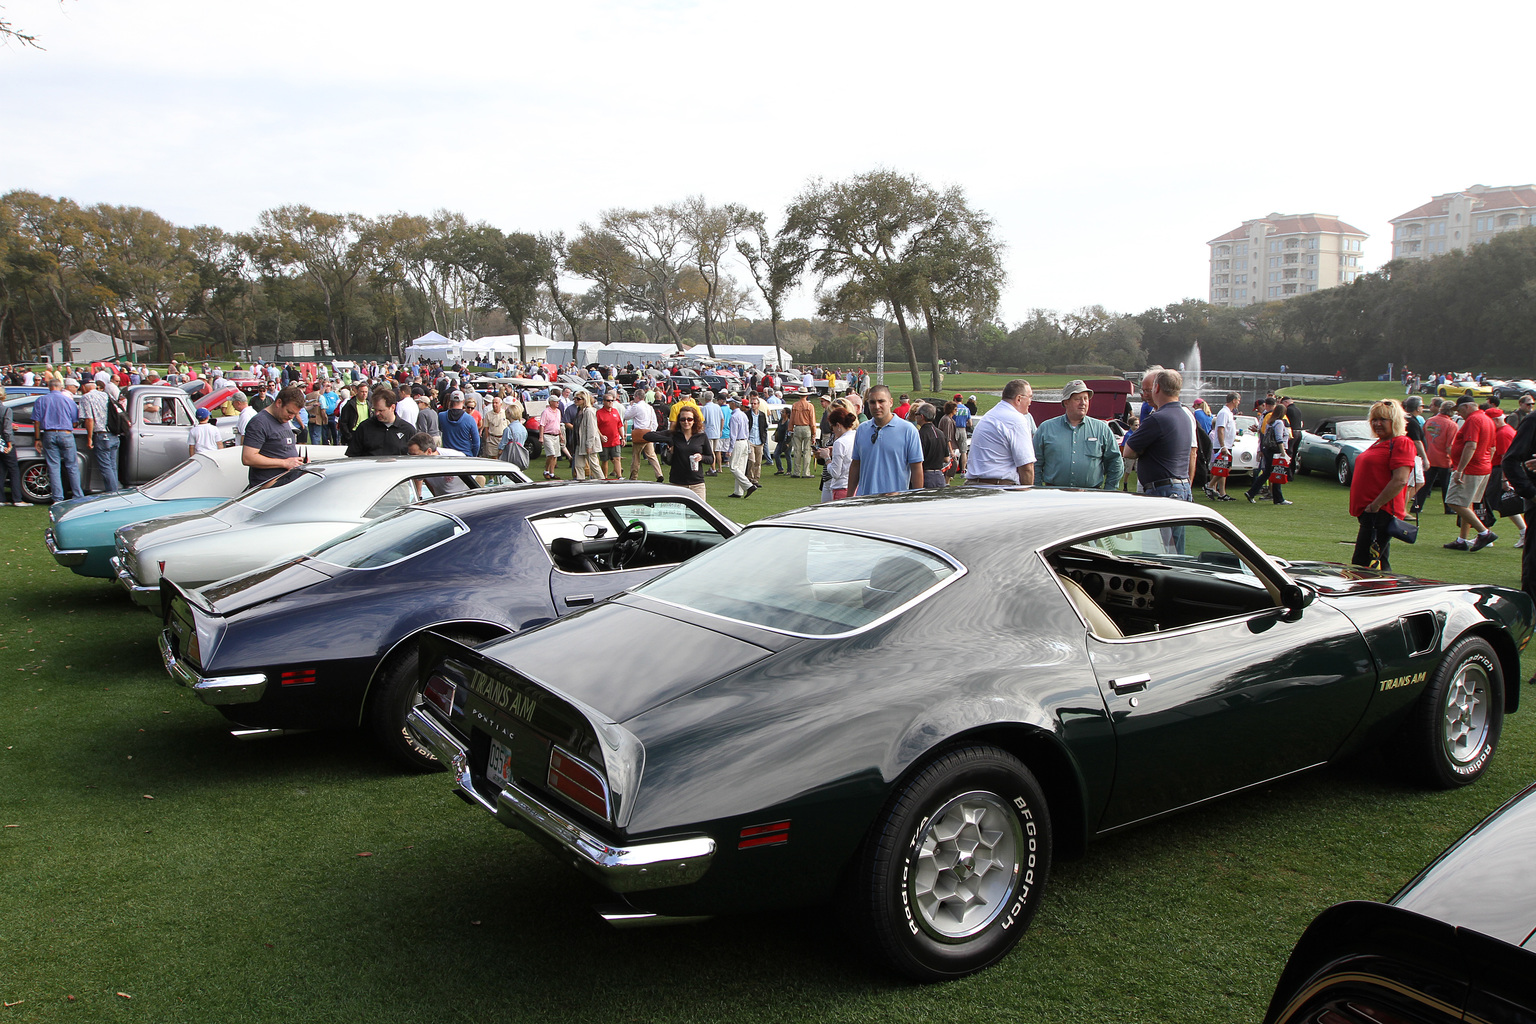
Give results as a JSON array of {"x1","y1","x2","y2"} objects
[
  {"x1": 1388, "y1": 184, "x2": 1536, "y2": 260},
  {"x1": 1207, "y1": 214, "x2": 1367, "y2": 307}
]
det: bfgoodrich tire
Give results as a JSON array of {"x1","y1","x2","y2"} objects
[
  {"x1": 1399, "y1": 635, "x2": 1504, "y2": 789},
  {"x1": 364, "y1": 632, "x2": 489, "y2": 773},
  {"x1": 850, "y1": 745, "x2": 1051, "y2": 981}
]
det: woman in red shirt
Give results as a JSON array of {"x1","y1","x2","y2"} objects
[{"x1": 1350, "y1": 399, "x2": 1418, "y2": 570}]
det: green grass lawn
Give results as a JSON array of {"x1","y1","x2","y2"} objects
[
  {"x1": 1276, "y1": 382, "x2": 1418, "y2": 405},
  {"x1": 1, "y1": 473, "x2": 1531, "y2": 1022}
]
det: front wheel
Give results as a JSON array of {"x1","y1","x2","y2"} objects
[
  {"x1": 1397, "y1": 635, "x2": 1504, "y2": 788},
  {"x1": 1335, "y1": 457, "x2": 1351, "y2": 486},
  {"x1": 848, "y1": 745, "x2": 1051, "y2": 981}
]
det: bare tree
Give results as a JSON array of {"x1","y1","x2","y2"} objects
[
  {"x1": 678, "y1": 197, "x2": 757, "y2": 358},
  {"x1": 738, "y1": 217, "x2": 806, "y2": 372}
]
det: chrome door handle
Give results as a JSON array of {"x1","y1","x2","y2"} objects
[
  {"x1": 1109, "y1": 674, "x2": 1151, "y2": 694},
  {"x1": 564, "y1": 594, "x2": 595, "y2": 607}
]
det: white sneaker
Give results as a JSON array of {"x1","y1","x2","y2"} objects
[
  {"x1": 12, "y1": 502, "x2": 27, "y2": 507},
  {"x1": 1518, "y1": 533, "x2": 1527, "y2": 549}
]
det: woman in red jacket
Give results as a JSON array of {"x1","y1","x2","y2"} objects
[{"x1": 1350, "y1": 399, "x2": 1417, "y2": 571}]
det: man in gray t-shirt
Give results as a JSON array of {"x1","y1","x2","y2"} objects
[{"x1": 242, "y1": 385, "x2": 305, "y2": 488}]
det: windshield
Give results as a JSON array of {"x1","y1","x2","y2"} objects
[
  {"x1": 223, "y1": 467, "x2": 324, "y2": 514},
  {"x1": 139, "y1": 459, "x2": 206, "y2": 500},
  {"x1": 1332, "y1": 421, "x2": 1373, "y2": 441},
  {"x1": 633, "y1": 526, "x2": 958, "y2": 636},
  {"x1": 309, "y1": 507, "x2": 466, "y2": 569}
]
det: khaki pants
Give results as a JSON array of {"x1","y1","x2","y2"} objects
[
  {"x1": 792, "y1": 425, "x2": 813, "y2": 476},
  {"x1": 748, "y1": 444, "x2": 763, "y2": 485},
  {"x1": 728, "y1": 442, "x2": 752, "y2": 495}
]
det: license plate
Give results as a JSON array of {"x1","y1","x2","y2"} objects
[{"x1": 487, "y1": 736, "x2": 515, "y2": 789}]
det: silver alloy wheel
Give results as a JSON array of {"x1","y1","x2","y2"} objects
[
  {"x1": 1441, "y1": 659, "x2": 1491, "y2": 766},
  {"x1": 1335, "y1": 457, "x2": 1350, "y2": 485},
  {"x1": 909, "y1": 790, "x2": 1022, "y2": 941}
]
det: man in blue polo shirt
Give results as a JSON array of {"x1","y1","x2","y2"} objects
[
  {"x1": 32, "y1": 378, "x2": 84, "y2": 502},
  {"x1": 848, "y1": 385, "x2": 923, "y2": 496}
]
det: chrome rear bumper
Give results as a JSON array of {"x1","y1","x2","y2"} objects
[
  {"x1": 158, "y1": 628, "x2": 267, "y2": 705},
  {"x1": 406, "y1": 707, "x2": 714, "y2": 892},
  {"x1": 44, "y1": 528, "x2": 87, "y2": 567},
  {"x1": 111, "y1": 556, "x2": 160, "y2": 607}
]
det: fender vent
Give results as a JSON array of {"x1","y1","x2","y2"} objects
[{"x1": 1402, "y1": 612, "x2": 1438, "y2": 657}]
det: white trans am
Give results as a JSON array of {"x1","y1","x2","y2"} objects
[
  {"x1": 1225, "y1": 414, "x2": 1262, "y2": 477},
  {"x1": 112, "y1": 457, "x2": 528, "y2": 608}
]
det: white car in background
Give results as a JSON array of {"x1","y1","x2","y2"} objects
[
  {"x1": 112, "y1": 457, "x2": 528, "y2": 608},
  {"x1": 1225, "y1": 415, "x2": 1262, "y2": 477}
]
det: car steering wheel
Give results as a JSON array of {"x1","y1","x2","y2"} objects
[{"x1": 613, "y1": 519, "x2": 648, "y2": 569}]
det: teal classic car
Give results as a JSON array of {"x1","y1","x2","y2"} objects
[
  {"x1": 1295, "y1": 417, "x2": 1373, "y2": 485},
  {"x1": 44, "y1": 445, "x2": 348, "y2": 578}
]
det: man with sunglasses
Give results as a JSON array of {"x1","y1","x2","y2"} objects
[{"x1": 848, "y1": 385, "x2": 923, "y2": 496}]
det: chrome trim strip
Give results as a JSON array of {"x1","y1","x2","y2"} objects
[
  {"x1": 44, "y1": 529, "x2": 88, "y2": 566},
  {"x1": 406, "y1": 707, "x2": 714, "y2": 892},
  {"x1": 158, "y1": 628, "x2": 267, "y2": 705}
]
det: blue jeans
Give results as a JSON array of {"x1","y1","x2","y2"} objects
[
  {"x1": 1143, "y1": 478, "x2": 1191, "y2": 553},
  {"x1": 42, "y1": 431, "x2": 84, "y2": 502},
  {"x1": 91, "y1": 432, "x2": 121, "y2": 492}
]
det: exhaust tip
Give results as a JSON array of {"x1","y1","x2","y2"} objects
[{"x1": 595, "y1": 904, "x2": 711, "y2": 929}]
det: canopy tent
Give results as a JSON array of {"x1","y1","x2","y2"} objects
[
  {"x1": 404, "y1": 332, "x2": 557, "y2": 365},
  {"x1": 595, "y1": 343, "x2": 682, "y2": 367},
  {"x1": 694, "y1": 345, "x2": 791, "y2": 371},
  {"x1": 545, "y1": 342, "x2": 609, "y2": 366},
  {"x1": 49, "y1": 329, "x2": 149, "y2": 364}
]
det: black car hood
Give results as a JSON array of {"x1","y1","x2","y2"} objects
[
  {"x1": 1392, "y1": 780, "x2": 1536, "y2": 948},
  {"x1": 1284, "y1": 561, "x2": 1442, "y2": 598},
  {"x1": 192, "y1": 558, "x2": 337, "y2": 616},
  {"x1": 473, "y1": 599, "x2": 777, "y2": 723}
]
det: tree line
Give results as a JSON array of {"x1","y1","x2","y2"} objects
[
  {"x1": 0, "y1": 169, "x2": 1007, "y2": 391},
  {"x1": 5, "y1": 176, "x2": 1533, "y2": 388}
]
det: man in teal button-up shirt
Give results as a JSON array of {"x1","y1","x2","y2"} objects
[{"x1": 1035, "y1": 380, "x2": 1123, "y2": 490}]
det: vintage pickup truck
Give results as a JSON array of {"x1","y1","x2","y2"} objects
[{"x1": 8, "y1": 384, "x2": 237, "y2": 502}]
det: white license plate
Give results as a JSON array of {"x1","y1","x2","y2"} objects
[{"x1": 487, "y1": 736, "x2": 515, "y2": 788}]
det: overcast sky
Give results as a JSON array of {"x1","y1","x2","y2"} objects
[{"x1": 4, "y1": 0, "x2": 1532, "y2": 325}]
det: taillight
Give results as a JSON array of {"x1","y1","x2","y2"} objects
[
  {"x1": 547, "y1": 746, "x2": 610, "y2": 820},
  {"x1": 278, "y1": 668, "x2": 316, "y2": 686},
  {"x1": 423, "y1": 673, "x2": 456, "y2": 717}
]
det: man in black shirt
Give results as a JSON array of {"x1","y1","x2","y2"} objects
[
  {"x1": 911, "y1": 402, "x2": 949, "y2": 488},
  {"x1": 242, "y1": 385, "x2": 305, "y2": 488},
  {"x1": 345, "y1": 387, "x2": 416, "y2": 457}
]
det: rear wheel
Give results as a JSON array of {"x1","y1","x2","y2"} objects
[
  {"x1": 1397, "y1": 635, "x2": 1503, "y2": 788},
  {"x1": 20, "y1": 462, "x2": 50, "y2": 504},
  {"x1": 364, "y1": 631, "x2": 487, "y2": 772},
  {"x1": 848, "y1": 745, "x2": 1051, "y2": 981}
]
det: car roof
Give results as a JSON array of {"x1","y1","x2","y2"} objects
[
  {"x1": 755, "y1": 486, "x2": 1220, "y2": 561},
  {"x1": 416, "y1": 479, "x2": 720, "y2": 520},
  {"x1": 285, "y1": 455, "x2": 519, "y2": 479}
]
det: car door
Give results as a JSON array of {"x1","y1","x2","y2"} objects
[
  {"x1": 1057, "y1": 521, "x2": 1377, "y2": 832},
  {"x1": 132, "y1": 393, "x2": 195, "y2": 482}
]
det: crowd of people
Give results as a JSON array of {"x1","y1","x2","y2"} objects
[{"x1": 6, "y1": 355, "x2": 1534, "y2": 619}]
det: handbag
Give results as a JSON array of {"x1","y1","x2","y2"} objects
[
  {"x1": 1387, "y1": 516, "x2": 1418, "y2": 544},
  {"x1": 1496, "y1": 488, "x2": 1526, "y2": 518}
]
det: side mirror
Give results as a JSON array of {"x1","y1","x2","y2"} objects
[
  {"x1": 1280, "y1": 582, "x2": 1314, "y2": 616},
  {"x1": 583, "y1": 521, "x2": 604, "y2": 539},
  {"x1": 1322, "y1": 433, "x2": 1337, "y2": 442}
]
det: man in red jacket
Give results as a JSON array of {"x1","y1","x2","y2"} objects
[{"x1": 1444, "y1": 397, "x2": 1498, "y2": 551}]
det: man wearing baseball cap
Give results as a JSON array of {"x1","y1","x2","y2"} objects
[
  {"x1": 1034, "y1": 380, "x2": 1123, "y2": 490},
  {"x1": 438, "y1": 389, "x2": 481, "y2": 458},
  {"x1": 1445, "y1": 395, "x2": 1498, "y2": 551},
  {"x1": 951, "y1": 393, "x2": 972, "y2": 472},
  {"x1": 187, "y1": 406, "x2": 221, "y2": 457}
]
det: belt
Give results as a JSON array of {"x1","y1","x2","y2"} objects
[
  {"x1": 41, "y1": 428, "x2": 73, "y2": 433},
  {"x1": 1143, "y1": 477, "x2": 1189, "y2": 488},
  {"x1": 968, "y1": 476, "x2": 1018, "y2": 485}
]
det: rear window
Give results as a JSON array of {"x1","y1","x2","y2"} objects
[
  {"x1": 225, "y1": 467, "x2": 324, "y2": 513},
  {"x1": 633, "y1": 526, "x2": 958, "y2": 636},
  {"x1": 310, "y1": 508, "x2": 466, "y2": 569},
  {"x1": 139, "y1": 459, "x2": 206, "y2": 500}
]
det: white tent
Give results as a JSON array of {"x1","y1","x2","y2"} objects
[
  {"x1": 404, "y1": 332, "x2": 557, "y2": 365},
  {"x1": 595, "y1": 343, "x2": 681, "y2": 367},
  {"x1": 697, "y1": 345, "x2": 791, "y2": 371},
  {"x1": 49, "y1": 329, "x2": 149, "y2": 364},
  {"x1": 545, "y1": 341, "x2": 608, "y2": 366}
]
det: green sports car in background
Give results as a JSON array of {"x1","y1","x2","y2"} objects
[{"x1": 1295, "y1": 417, "x2": 1373, "y2": 485}]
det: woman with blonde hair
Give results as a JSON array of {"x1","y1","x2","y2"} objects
[{"x1": 1350, "y1": 399, "x2": 1417, "y2": 570}]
